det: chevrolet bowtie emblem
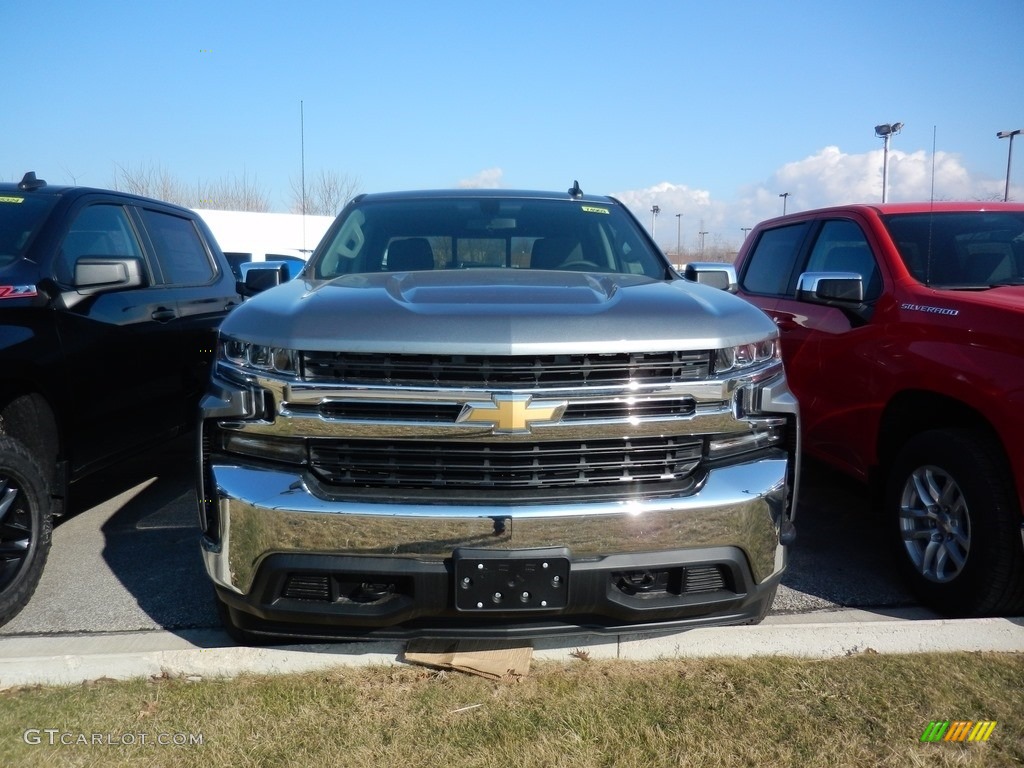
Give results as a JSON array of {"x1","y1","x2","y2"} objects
[{"x1": 458, "y1": 394, "x2": 567, "y2": 434}]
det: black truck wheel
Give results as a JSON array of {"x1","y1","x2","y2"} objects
[
  {"x1": 887, "y1": 429, "x2": 1024, "y2": 617},
  {"x1": 0, "y1": 436, "x2": 53, "y2": 627}
]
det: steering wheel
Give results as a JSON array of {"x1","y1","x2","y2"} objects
[{"x1": 559, "y1": 259, "x2": 603, "y2": 272}]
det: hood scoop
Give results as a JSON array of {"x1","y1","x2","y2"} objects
[{"x1": 383, "y1": 268, "x2": 623, "y2": 306}]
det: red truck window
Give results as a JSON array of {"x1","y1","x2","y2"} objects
[
  {"x1": 804, "y1": 220, "x2": 881, "y2": 300},
  {"x1": 740, "y1": 222, "x2": 809, "y2": 296}
]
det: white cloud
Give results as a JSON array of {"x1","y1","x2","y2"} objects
[
  {"x1": 613, "y1": 182, "x2": 723, "y2": 254},
  {"x1": 616, "y1": 146, "x2": 1014, "y2": 254},
  {"x1": 763, "y1": 146, "x2": 995, "y2": 209},
  {"x1": 457, "y1": 167, "x2": 504, "y2": 188}
]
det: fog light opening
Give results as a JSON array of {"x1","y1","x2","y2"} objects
[
  {"x1": 613, "y1": 569, "x2": 683, "y2": 597},
  {"x1": 351, "y1": 581, "x2": 396, "y2": 604}
]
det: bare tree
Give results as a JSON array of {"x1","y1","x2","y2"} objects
[
  {"x1": 695, "y1": 233, "x2": 739, "y2": 264},
  {"x1": 290, "y1": 169, "x2": 361, "y2": 216},
  {"x1": 111, "y1": 162, "x2": 270, "y2": 211},
  {"x1": 701, "y1": 244, "x2": 738, "y2": 264},
  {"x1": 112, "y1": 162, "x2": 186, "y2": 202},
  {"x1": 203, "y1": 169, "x2": 271, "y2": 212}
]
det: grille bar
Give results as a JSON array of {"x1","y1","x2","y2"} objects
[
  {"x1": 309, "y1": 436, "x2": 704, "y2": 489},
  {"x1": 293, "y1": 399, "x2": 696, "y2": 423},
  {"x1": 301, "y1": 351, "x2": 712, "y2": 388}
]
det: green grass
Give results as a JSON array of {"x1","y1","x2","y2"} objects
[{"x1": 1, "y1": 652, "x2": 1021, "y2": 767}]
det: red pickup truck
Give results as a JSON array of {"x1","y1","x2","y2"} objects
[{"x1": 732, "y1": 202, "x2": 1024, "y2": 617}]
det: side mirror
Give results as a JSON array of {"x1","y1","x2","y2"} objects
[
  {"x1": 237, "y1": 264, "x2": 286, "y2": 297},
  {"x1": 683, "y1": 262, "x2": 738, "y2": 293},
  {"x1": 797, "y1": 272, "x2": 864, "y2": 303},
  {"x1": 74, "y1": 257, "x2": 144, "y2": 292}
]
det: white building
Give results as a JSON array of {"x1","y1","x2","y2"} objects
[{"x1": 195, "y1": 209, "x2": 335, "y2": 277}]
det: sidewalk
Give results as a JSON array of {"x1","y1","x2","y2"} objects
[{"x1": 2, "y1": 608, "x2": 1021, "y2": 689}]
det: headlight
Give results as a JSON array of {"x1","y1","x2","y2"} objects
[
  {"x1": 714, "y1": 338, "x2": 779, "y2": 374},
  {"x1": 219, "y1": 337, "x2": 299, "y2": 375}
]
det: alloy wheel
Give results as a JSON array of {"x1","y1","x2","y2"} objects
[
  {"x1": 897, "y1": 464, "x2": 971, "y2": 583},
  {"x1": 0, "y1": 475, "x2": 33, "y2": 591}
]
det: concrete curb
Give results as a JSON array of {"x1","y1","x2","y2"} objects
[{"x1": 1, "y1": 609, "x2": 1021, "y2": 690}]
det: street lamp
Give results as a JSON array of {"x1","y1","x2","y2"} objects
[
  {"x1": 998, "y1": 129, "x2": 1022, "y2": 202},
  {"x1": 675, "y1": 213, "x2": 682, "y2": 255},
  {"x1": 740, "y1": 227, "x2": 751, "y2": 240},
  {"x1": 779, "y1": 192, "x2": 790, "y2": 214},
  {"x1": 699, "y1": 230, "x2": 708, "y2": 255},
  {"x1": 874, "y1": 121, "x2": 903, "y2": 203},
  {"x1": 651, "y1": 205, "x2": 660, "y2": 237}
]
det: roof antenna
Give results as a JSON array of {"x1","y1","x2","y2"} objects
[
  {"x1": 929, "y1": 125, "x2": 937, "y2": 204},
  {"x1": 926, "y1": 125, "x2": 937, "y2": 286},
  {"x1": 18, "y1": 171, "x2": 46, "y2": 191},
  {"x1": 568, "y1": 180, "x2": 583, "y2": 198}
]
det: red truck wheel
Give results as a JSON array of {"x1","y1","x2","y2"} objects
[
  {"x1": 0, "y1": 436, "x2": 53, "y2": 627},
  {"x1": 888, "y1": 429, "x2": 1024, "y2": 617}
]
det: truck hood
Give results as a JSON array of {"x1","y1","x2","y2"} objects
[
  {"x1": 221, "y1": 269, "x2": 778, "y2": 354},
  {"x1": 908, "y1": 283, "x2": 1024, "y2": 314},
  {"x1": 959, "y1": 284, "x2": 1024, "y2": 312}
]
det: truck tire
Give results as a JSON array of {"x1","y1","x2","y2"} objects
[
  {"x1": 0, "y1": 436, "x2": 53, "y2": 627},
  {"x1": 887, "y1": 429, "x2": 1024, "y2": 617}
]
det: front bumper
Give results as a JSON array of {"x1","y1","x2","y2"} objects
[{"x1": 201, "y1": 455, "x2": 792, "y2": 640}]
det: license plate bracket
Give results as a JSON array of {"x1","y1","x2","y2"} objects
[{"x1": 453, "y1": 548, "x2": 570, "y2": 612}]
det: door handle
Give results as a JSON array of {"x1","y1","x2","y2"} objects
[{"x1": 151, "y1": 307, "x2": 177, "y2": 323}]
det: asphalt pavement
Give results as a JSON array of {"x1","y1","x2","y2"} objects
[{"x1": 1, "y1": 435, "x2": 1021, "y2": 689}]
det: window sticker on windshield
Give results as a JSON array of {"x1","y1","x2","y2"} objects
[
  {"x1": 0, "y1": 285, "x2": 38, "y2": 299},
  {"x1": 581, "y1": 206, "x2": 610, "y2": 215},
  {"x1": 0, "y1": 196, "x2": 25, "y2": 204}
]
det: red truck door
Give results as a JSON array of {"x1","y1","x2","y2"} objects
[
  {"x1": 738, "y1": 216, "x2": 888, "y2": 481},
  {"x1": 772, "y1": 218, "x2": 887, "y2": 480}
]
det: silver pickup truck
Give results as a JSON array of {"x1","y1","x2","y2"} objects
[{"x1": 198, "y1": 187, "x2": 799, "y2": 642}]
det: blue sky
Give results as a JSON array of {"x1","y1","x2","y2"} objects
[{"x1": 4, "y1": 0, "x2": 1022, "y2": 251}]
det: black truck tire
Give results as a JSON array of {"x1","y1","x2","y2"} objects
[
  {"x1": 887, "y1": 428, "x2": 1024, "y2": 617},
  {"x1": 0, "y1": 436, "x2": 53, "y2": 627}
]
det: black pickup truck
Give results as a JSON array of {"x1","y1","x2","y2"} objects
[{"x1": 0, "y1": 172, "x2": 241, "y2": 626}]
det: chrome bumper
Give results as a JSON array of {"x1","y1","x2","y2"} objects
[{"x1": 202, "y1": 455, "x2": 791, "y2": 596}]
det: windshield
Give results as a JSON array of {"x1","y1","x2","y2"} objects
[
  {"x1": 883, "y1": 211, "x2": 1024, "y2": 288},
  {"x1": 0, "y1": 193, "x2": 58, "y2": 269},
  {"x1": 312, "y1": 197, "x2": 669, "y2": 280}
]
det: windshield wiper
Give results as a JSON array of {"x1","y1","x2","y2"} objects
[{"x1": 987, "y1": 279, "x2": 1024, "y2": 288}]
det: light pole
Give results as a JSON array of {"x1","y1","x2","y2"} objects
[
  {"x1": 779, "y1": 192, "x2": 790, "y2": 215},
  {"x1": 998, "y1": 129, "x2": 1022, "y2": 202},
  {"x1": 741, "y1": 227, "x2": 751, "y2": 240},
  {"x1": 874, "y1": 122, "x2": 903, "y2": 203},
  {"x1": 699, "y1": 230, "x2": 708, "y2": 255},
  {"x1": 675, "y1": 213, "x2": 682, "y2": 256},
  {"x1": 651, "y1": 205, "x2": 660, "y2": 238}
]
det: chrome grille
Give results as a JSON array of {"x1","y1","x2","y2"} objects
[
  {"x1": 294, "y1": 399, "x2": 696, "y2": 423},
  {"x1": 315, "y1": 402, "x2": 462, "y2": 422},
  {"x1": 300, "y1": 351, "x2": 712, "y2": 387},
  {"x1": 308, "y1": 436, "x2": 704, "y2": 490}
]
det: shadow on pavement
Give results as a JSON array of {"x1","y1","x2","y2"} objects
[
  {"x1": 781, "y1": 458, "x2": 916, "y2": 610},
  {"x1": 90, "y1": 433, "x2": 218, "y2": 631}
]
